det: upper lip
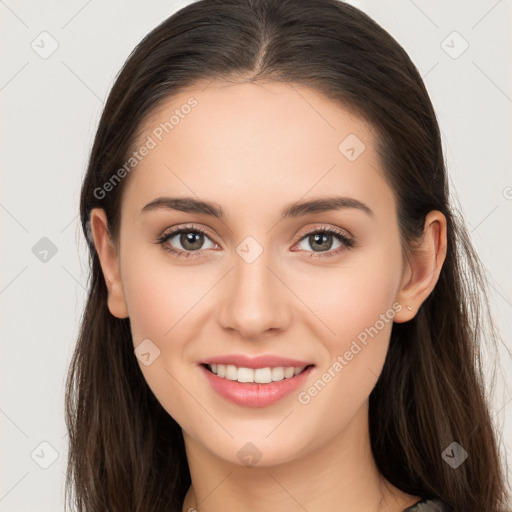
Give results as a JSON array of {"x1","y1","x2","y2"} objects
[{"x1": 199, "y1": 354, "x2": 315, "y2": 369}]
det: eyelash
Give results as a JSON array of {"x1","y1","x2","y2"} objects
[{"x1": 155, "y1": 224, "x2": 355, "y2": 259}]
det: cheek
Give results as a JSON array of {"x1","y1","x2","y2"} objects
[
  {"x1": 290, "y1": 239, "x2": 402, "y2": 408},
  {"x1": 125, "y1": 275, "x2": 172, "y2": 342},
  {"x1": 121, "y1": 250, "x2": 207, "y2": 429},
  {"x1": 291, "y1": 283, "x2": 398, "y2": 447},
  {"x1": 295, "y1": 243, "x2": 402, "y2": 348},
  {"x1": 301, "y1": 274, "x2": 396, "y2": 396},
  {"x1": 122, "y1": 247, "x2": 204, "y2": 343}
]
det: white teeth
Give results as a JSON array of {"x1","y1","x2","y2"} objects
[
  {"x1": 271, "y1": 367, "x2": 284, "y2": 381},
  {"x1": 237, "y1": 367, "x2": 254, "y2": 383},
  {"x1": 225, "y1": 365, "x2": 238, "y2": 380},
  {"x1": 284, "y1": 366, "x2": 295, "y2": 379},
  {"x1": 254, "y1": 367, "x2": 272, "y2": 383},
  {"x1": 284, "y1": 367, "x2": 295, "y2": 378},
  {"x1": 208, "y1": 363, "x2": 307, "y2": 383}
]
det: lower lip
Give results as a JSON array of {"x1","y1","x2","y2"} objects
[{"x1": 200, "y1": 364, "x2": 315, "y2": 408}]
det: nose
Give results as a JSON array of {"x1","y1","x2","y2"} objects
[{"x1": 216, "y1": 249, "x2": 292, "y2": 341}]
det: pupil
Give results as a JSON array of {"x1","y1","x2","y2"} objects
[
  {"x1": 311, "y1": 233, "x2": 332, "y2": 252},
  {"x1": 181, "y1": 231, "x2": 203, "y2": 250}
]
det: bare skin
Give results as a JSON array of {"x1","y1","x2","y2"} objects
[{"x1": 90, "y1": 80, "x2": 447, "y2": 512}]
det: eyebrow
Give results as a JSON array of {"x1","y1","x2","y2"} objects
[{"x1": 141, "y1": 195, "x2": 374, "y2": 220}]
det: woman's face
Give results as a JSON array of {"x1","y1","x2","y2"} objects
[{"x1": 94, "y1": 81, "x2": 411, "y2": 466}]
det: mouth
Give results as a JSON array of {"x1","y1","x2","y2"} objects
[
  {"x1": 201, "y1": 363, "x2": 314, "y2": 383},
  {"x1": 199, "y1": 362, "x2": 316, "y2": 408}
]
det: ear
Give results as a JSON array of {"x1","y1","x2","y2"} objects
[
  {"x1": 394, "y1": 210, "x2": 447, "y2": 323},
  {"x1": 89, "y1": 208, "x2": 129, "y2": 319}
]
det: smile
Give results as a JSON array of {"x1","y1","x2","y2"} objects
[
  {"x1": 205, "y1": 363, "x2": 309, "y2": 383},
  {"x1": 200, "y1": 363, "x2": 315, "y2": 408}
]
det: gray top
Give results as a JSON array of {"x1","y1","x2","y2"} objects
[{"x1": 403, "y1": 498, "x2": 448, "y2": 511}]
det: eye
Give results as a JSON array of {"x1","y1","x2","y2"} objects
[
  {"x1": 293, "y1": 226, "x2": 354, "y2": 257},
  {"x1": 156, "y1": 224, "x2": 355, "y2": 259},
  {"x1": 156, "y1": 224, "x2": 218, "y2": 258}
]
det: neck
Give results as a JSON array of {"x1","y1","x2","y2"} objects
[{"x1": 181, "y1": 402, "x2": 419, "y2": 512}]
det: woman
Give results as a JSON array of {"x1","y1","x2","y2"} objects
[{"x1": 65, "y1": 0, "x2": 510, "y2": 510}]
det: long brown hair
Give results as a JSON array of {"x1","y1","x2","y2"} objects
[{"x1": 65, "y1": 0, "x2": 510, "y2": 510}]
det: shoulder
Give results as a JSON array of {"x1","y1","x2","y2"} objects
[{"x1": 403, "y1": 498, "x2": 450, "y2": 511}]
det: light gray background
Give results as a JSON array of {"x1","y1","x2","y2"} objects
[{"x1": 1, "y1": 1, "x2": 511, "y2": 510}]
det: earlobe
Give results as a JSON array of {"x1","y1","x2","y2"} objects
[
  {"x1": 89, "y1": 208, "x2": 129, "y2": 319},
  {"x1": 394, "y1": 210, "x2": 447, "y2": 323}
]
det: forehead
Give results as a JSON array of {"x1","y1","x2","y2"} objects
[
  {"x1": 122, "y1": 80, "x2": 393, "y2": 221},
  {"x1": 137, "y1": 80, "x2": 373, "y2": 159}
]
